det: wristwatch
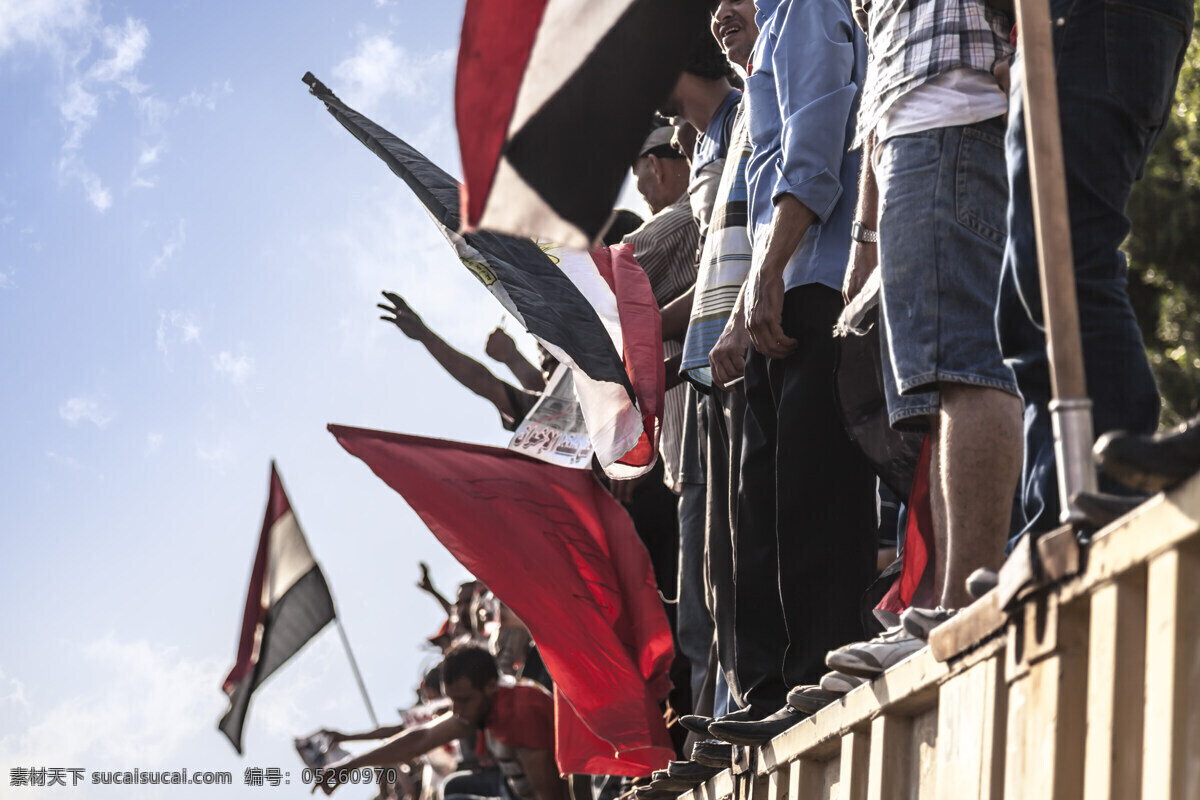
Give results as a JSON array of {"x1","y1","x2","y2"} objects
[{"x1": 851, "y1": 221, "x2": 878, "y2": 244}]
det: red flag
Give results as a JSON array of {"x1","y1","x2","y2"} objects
[
  {"x1": 876, "y1": 436, "x2": 937, "y2": 616},
  {"x1": 219, "y1": 464, "x2": 336, "y2": 753},
  {"x1": 329, "y1": 425, "x2": 674, "y2": 776}
]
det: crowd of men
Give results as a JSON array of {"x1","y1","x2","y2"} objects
[{"x1": 313, "y1": 0, "x2": 1200, "y2": 796}]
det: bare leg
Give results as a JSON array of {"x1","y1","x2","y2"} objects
[
  {"x1": 928, "y1": 418, "x2": 948, "y2": 602},
  {"x1": 937, "y1": 384, "x2": 1023, "y2": 608}
]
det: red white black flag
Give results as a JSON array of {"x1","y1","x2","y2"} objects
[
  {"x1": 456, "y1": 0, "x2": 707, "y2": 247},
  {"x1": 330, "y1": 425, "x2": 676, "y2": 776},
  {"x1": 219, "y1": 464, "x2": 335, "y2": 754},
  {"x1": 303, "y1": 74, "x2": 663, "y2": 478}
]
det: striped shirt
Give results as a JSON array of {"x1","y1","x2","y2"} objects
[
  {"x1": 681, "y1": 110, "x2": 751, "y2": 387},
  {"x1": 624, "y1": 195, "x2": 699, "y2": 492}
]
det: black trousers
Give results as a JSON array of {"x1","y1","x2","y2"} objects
[
  {"x1": 731, "y1": 285, "x2": 877, "y2": 712},
  {"x1": 705, "y1": 382, "x2": 744, "y2": 704}
]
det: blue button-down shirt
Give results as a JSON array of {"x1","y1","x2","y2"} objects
[{"x1": 745, "y1": 0, "x2": 867, "y2": 292}]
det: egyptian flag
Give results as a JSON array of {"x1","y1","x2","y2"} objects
[
  {"x1": 330, "y1": 425, "x2": 675, "y2": 777},
  {"x1": 219, "y1": 464, "x2": 336, "y2": 753},
  {"x1": 456, "y1": 0, "x2": 706, "y2": 247},
  {"x1": 304, "y1": 74, "x2": 663, "y2": 478}
]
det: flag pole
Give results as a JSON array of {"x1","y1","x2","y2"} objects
[
  {"x1": 1011, "y1": 0, "x2": 1098, "y2": 526},
  {"x1": 335, "y1": 618, "x2": 379, "y2": 728}
]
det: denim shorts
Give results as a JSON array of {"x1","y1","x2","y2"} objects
[{"x1": 875, "y1": 117, "x2": 1019, "y2": 432}]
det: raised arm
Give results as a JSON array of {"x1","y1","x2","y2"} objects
[
  {"x1": 485, "y1": 328, "x2": 547, "y2": 391},
  {"x1": 378, "y1": 292, "x2": 519, "y2": 419},
  {"x1": 314, "y1": 713, "x2": 470, "y2": 795}
]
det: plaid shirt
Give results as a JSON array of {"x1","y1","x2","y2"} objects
[{"x1": 854, "y1": 0, "x2": 1013, "y2": 144}]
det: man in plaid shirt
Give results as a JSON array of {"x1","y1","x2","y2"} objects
[{"x1": 835, "y1": 0, "x2": 1023, "y2": 672}]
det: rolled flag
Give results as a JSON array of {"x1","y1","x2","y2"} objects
[
  {"x1": 219, "y1": 463, "x2": 335, "y2": 753},
  {"x1": 455, "y1": 0, "x2": 705, "y2": 247},
  {"x1": 303, "y1": 74, "x2": 663, "y2": 478},
  {"x1": 330, "y1": 425, "x2": 675, "y2": 776}
]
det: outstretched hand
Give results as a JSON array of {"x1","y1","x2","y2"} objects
[
  {"x1": 378, "y1": 291, "x2": 426, "y2": 339},
  {"x1": 416, "y1": 561, "x2": 435, "y2": 594}
]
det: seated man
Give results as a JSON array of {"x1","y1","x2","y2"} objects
[{"x1": 315, "y1": 645, "x2": 565, "y2": 800}]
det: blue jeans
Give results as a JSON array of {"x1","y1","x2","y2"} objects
[
  {"x1": 998, "y1": 0, "x2": 1193, "y2": 538},
  {"x1": 876, "y1": 117, "x2": 1019, "y2": 433}
]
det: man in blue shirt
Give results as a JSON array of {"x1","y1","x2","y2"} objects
[{"x1": 706, "y1": 0, "x2": 877, "y2": 745}]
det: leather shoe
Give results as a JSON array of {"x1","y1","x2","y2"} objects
[
  {"x1": 1071, "y1": 490, "x2": 1148, "y2": 528},
  {"x1": 666, "y1": 760, "x2": 722, "y2": 784},
  {"x1": 680, "y1": 706, "x2": 756, "y2": 736},
  {"x1": 1095, "y1": 413, "x2": 1200, "y2": 494},
  {"x1": 690, "y1": 740, "x2": 733, "y2": 769},
  {"x1": 784, "y1": 685, "x2": 839, "y2": 715},
  {"x1": 707, "y1": 705, "x2": 807, "y2": 746}
]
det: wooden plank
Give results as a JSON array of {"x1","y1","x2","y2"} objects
[
  {"x1": 838, "y1": 730, "x2": 870, "y2": 800},
  {"x1": 1063, "y1": 470, "x2": 1200, "y2": 603},
  {"x1": 1036, "y1": 525, "x2": 1081, "y2": 582},
  {"x1": 766, "y1": 763, "x2": 788, "y2": 800},
  {"x1": 792, "y1": 759, "x2": 821, "y2": 800},
  {"x1": 910, "y1": 710, "x2": 939, "y2": 798},
  {"x1": 934, "y1": 653, "x2": 1006, "y2": 800},
  {"x1": 1141, "y1": 544, "x2": 1200, "y2": 800},
  {"x1": 867, "y1": 714, "x2": 912, "y2": 800},
  {"x1": 1003, "y1": 600, "x2": 1088, "y2": 800},
  {"x1": 930, "y1": 588, "x2": 1005, "y2": 662},
  {"x1": 1082, "y1": 571, "x2": 1147, "y2": 800}
]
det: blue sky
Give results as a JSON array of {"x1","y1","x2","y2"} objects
[{"x1": 0, "y1": 1, "x2": 648, "y2": 795}]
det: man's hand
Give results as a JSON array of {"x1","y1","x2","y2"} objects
[
  {"x1": 416, "y1": 562, "x2": 434, "y2": 594},
  {"x1": 710, "y1": 315, "x2": 750, "y2": 391},
  {"x1": 318, "y1": 728, "x2": 346, "y2": 745},
  {"x1": 993, "y1": 57, "x2": 1012, "y2": 98},
  {"x1": 842, "y1": 239, "x2": 877, "y2": 303},
  {"x1": 378, "y1": 292, "x2": 426, "y2": 339},
  {"x1": 485, "y1": 328, "x2": 519, "y2": 363},
  {"x1": 744, "y1": 263, "x2": 796, "y2": 359}
]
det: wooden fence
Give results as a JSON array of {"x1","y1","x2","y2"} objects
[{"x1": 679, "y1": 470, "x2": 1200, "y2": 800}]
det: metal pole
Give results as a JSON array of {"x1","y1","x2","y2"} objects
[
  {"x1": 335, "y1": 618, "x2": 379, "y2": 728},
  {"x1": 1011, "y1": 0, "x2": 1098, "y2": 526}
]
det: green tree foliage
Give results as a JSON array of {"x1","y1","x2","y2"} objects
[{"x1": 1126, "y1": 5, "x2": 1200, "y2": 424}]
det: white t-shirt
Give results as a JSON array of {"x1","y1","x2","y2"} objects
[{"x1": 877, "y1": 66, "x2": 1007, "y2": 141}]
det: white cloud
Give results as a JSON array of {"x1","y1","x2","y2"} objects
[
  {"x1": 0, "y1": 0, "x2": 92, "y2": 53},
  {"x1": 195, "y1": 438, "x2": 234, "y2": 470},
  {"x1": 137, "y1": 145, "x2": 159, "y2": 166},
  {"x1": 155, "y1": 310, "x2": 200, "y2": 362},
  {"x1": 179, "y1": 80, "x2": 232, "y2": 112},
  {"x1": 0, "y1": 268, "x2": 13, "y2": 289},
  {"x1": 145, "y1": 432, "x2": 163, "y2": 455},
  {"x1": 332, "y1": 36, "x2": 454, "y2": 113},
  {"x1": 87, "y1": 17, "x2": 148, "y2": 90},
  {"x1": 0, "y1": 668, "x2": 28, "y2": 709},
  {"x1": 58, "y1": 395, "x2": 113, "y2": 428},
  {"x1": 149, "y1": 219, "x2": 186, "y2": 275},
  {"x1": 211, "y1": 350, "x2": 254, "y2": 385},
  {"x1": 78, "y1": 166, "x2": 111, "y2": 211},
  {"x1": 0, "y1": 637, "x2": 224, "y2": 769}
]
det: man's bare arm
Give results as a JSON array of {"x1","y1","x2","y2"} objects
[
  {"x1": 660, "y1": 286, "x2": 696, "y2": 343},
  {"x1": 515, "y1": 748, "x2": 568, "y2": 800},
  {"x1": 843, "y1": 131, "x2": 878, "y2": 303},
  {"x1": 744, "y1": 194, "x2": 816, "y2": 359},
  {"x1": 379, "y1": 292, "x2": 518, "y2": 418},
  {"x1": 314, "y1": 713, "x2": 470, "y2": 795}
]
